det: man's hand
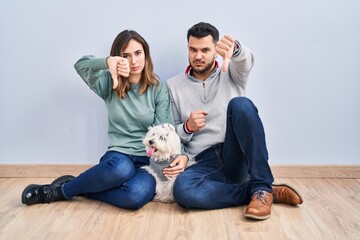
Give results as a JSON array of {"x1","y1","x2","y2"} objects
[
  {"x1": 187, "y1": 110, "x2": 208, "y2": 132},
  {"x1": 162, "y1": 155, "x2": 189, "y2": 178},
  {"x1": 106, "y1": 56, "x2": 130, "y2": 89},
  {"x1": 215, "y1": 35, "x2": 235, "y2": 72}
]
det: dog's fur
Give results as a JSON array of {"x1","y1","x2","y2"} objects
[{"x1": 142, "y1": 123, "x2": 194, "y2": 202}]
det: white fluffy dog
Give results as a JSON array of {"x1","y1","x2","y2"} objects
[{"x1": 142, "y1": 123, "x2": 193, "y2": 202}]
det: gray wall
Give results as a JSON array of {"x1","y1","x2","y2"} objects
[{"x1": 1, "y1": 0, "x2": 359, "y2": 164}]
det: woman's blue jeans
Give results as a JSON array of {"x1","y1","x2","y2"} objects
[
  {"x1": 62, "y1": 151, "x2": 155, "y2": 209},
  {"x1": 173, "y1": 97, "x2": 274, "y2": 209}
]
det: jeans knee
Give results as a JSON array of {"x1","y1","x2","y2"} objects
[
  {"x1": 173, "y1": 174, "x2": 198, "y2": 209},
  {"x1": 125, "y1": 191, "x2": 153, "y2": 209},
  {"x1": 228, "y1": 97, "x2": 255, "y2": 112},
  {"x1": 124, "y1": 174, "x2": 156, "y2": 209},
  {"x1": 227, "y1": 97, "x2": 258, "y2": 118},
  {"x1": 103, "y1": 158, "x2": 135, "y2": 184}
]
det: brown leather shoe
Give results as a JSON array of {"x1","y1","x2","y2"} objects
[
  {"x1": 244, "y1": 190, "x2": 273, "y2": 220},
  {"x1": 272, "y1": 183, "x2": 303, "y2": 205}
]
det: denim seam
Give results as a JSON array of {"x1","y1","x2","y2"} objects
[
  {"x1": 61, "y1": 184, "x2": 71, "y2": 200},
  {"x1": 200, "y1": 165, "x2": 225, "y2": 181}
]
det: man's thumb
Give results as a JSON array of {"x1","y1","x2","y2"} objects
[{"x1": 221, "y1": 57, "x2": 229, "y2": 72}]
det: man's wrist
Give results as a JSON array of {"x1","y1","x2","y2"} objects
[
  {"x1": 184, "y1": 119, "x2": 194, "y2": 134},
  {"x1": 181, "y1": 154, "x2": 189, "y2": 162}
]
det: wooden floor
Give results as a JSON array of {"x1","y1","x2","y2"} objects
[{"x1": 1, "y1": 177, "x2": 359, "y2": 240}]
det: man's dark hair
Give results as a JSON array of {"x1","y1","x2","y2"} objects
[{"x1": 187, "y1": 22, "x2": 219, "y2": 43}]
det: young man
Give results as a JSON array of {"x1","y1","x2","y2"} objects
[{"x1": 164, "y1": 22, "x2": 303, "y2": 220}]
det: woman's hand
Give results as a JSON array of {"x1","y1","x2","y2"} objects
[
  {"x1": 162, "y1": 155, "x2": 189, "y2": 178},
  {"x1": 106, "y1": 56, "x2": 130, "y2": 89}
]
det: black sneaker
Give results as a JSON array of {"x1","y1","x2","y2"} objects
[
  {"x1": 51, "y1": 175, "x2": 86, "y2": 197},
  {"x1": 21, "y1": 184, "x2": 65, "y2": 205},
  {"x1": 51, "y1": 175, "x2": 75, "y2": 187}
]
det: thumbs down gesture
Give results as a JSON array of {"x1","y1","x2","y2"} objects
[{"x1": 215, "y1": 35, "x2": 235, "y2": 72}]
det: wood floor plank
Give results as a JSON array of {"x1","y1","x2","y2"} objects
[
  {"x1": 1, "y1": 164, "x2": 360, "y2": 178},
  {"x1": 0, "y1": 177, "x2": 360, "y2": 239}
]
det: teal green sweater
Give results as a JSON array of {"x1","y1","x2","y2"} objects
[{"x1": 74, "y1": 55, "x2": 174, "y2": 156}]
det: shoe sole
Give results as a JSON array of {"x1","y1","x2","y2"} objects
[
  {"x1": 21, "y1": 184, "x2": 41, "y2": 205},
  {"x1": 244, "y1": 213, "x2": 271, "y2": 220},
  {"x1": 272, "y1": 183, "x2": 304, "y2": 204}
]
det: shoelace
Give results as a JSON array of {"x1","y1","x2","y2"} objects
[{"x1": 254, "y1": 190, "x2": 270, "y2": 205}]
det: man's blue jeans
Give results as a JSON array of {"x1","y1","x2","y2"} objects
[
  {"x1": 173, "y1": 97, "x2": 274, "y2": 209},
  {"x1": 62, "y1": 151, "x2": 155, "y2": 209}
]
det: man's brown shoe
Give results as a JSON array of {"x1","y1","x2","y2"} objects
[
  {"x1": 244, "y1": 190, "x2": 273, "y2": 220},
  {"x1": 272, "y1": 183, "x2": 303, "y2": 205}
]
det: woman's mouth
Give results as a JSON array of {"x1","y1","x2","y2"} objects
[{"x1": 131, "y1": 66, "x2": 140, "y2": 71}]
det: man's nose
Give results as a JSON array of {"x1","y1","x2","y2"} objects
[{"x1": 195, "y1": 52, "x2": 202, "y2": 59}]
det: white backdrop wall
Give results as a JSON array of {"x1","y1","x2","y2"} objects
[{"x1": 1, "y1": 0, "x2": 359, "y2": 164}]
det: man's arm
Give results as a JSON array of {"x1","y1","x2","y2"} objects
[
  {"x1": 228, "y1": 41, "x2": 255, "y2": 86},
  {"x1": 216, "y1": 35, "x2": 254, "y2": 86},
  {"x1": 166, "y1": 83, "x2": 194, "y2": 144}
]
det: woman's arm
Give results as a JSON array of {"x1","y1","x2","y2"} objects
[
  {"x1": 153, "y1": 82, "x2": 175, "y2": 126},
  {"x1": 74, "y1": 55, "x2": 112, "y2": 99}
]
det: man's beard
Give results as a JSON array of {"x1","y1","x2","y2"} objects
[{"x1": 190, "y1": 59, "x2": 216, "y2": 76}]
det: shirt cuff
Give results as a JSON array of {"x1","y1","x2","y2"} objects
[
  {"x1": 183, "y1": 120, "x2": 194, "y2": 134},
  {"x1": 232, "y1": 40, "x2": 242, "y2": 58}
]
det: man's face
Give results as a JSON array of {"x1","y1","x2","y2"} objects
[{"x1": 188, "y1": 35, "x2": 217, "y2": 80}]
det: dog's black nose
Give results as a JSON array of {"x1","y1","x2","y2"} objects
[{"x1": 149, "y1": 139, "x2": 154, "y2": 145}]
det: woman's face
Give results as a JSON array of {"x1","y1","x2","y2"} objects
[{"x1": 122, "y1": 39, "x2": 145, "y2": 82}]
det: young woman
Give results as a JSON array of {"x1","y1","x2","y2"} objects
[{"x1": 21, "y1": 30, "x2": 187, "y2": 209}]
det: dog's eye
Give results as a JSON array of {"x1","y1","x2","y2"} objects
[{"x1": 159, "y1": 135, "x2": 167, "y2": 141}]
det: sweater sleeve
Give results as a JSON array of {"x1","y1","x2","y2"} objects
[
  {"x1": 166, "y1": 81, "x2": 194, "y2": 144},
  {"x1": 153, "y1": 84, "x2": 192, "y2": 159},
  {"x1": 153, "y1": 82, "x2": 174, "y2": 126},
  {"x1": 74, "y1": 55, "x2": 112, "y2": 100},
  {"x1": 228, "y1": 42, "x2": 254, "y2": 88}
]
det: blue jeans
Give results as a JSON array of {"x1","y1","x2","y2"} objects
[
  {"x1": 62, "y1": 151, "x2": 155, "y2": 209},
  {"x1": 173, "y1": 97, "x2": 274, "y2": 209}
]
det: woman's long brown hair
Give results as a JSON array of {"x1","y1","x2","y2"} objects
[{"x1": 110, "y1": 30, "x2": 159, "y2": 98}]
